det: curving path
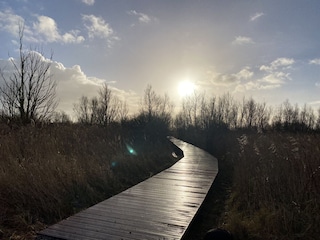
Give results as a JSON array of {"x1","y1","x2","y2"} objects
[{"x1": 37, "y1": 137, "x2": 218, "y2": 240}]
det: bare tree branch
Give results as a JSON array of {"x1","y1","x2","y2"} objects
[{"x1": 0, "y1": 22, "x2": 57, "y2": 123}]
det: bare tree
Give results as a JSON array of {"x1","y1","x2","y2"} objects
[
  {"x1": 229, "y1": 102, "x2": 239, "y2": 129},
  {"x1": 255, "y1": 102, "x2": 271, "y2": 130},
  {"x1": 118, "y1": 100, "x2": 129, "y2": 122},
  {"x1": 272, "y1": 103, "x2": 283, "y2": 129},
  {"x1": 123, "y1": 85, "x2": 173, "y2": 143},
  {"x1": 238, "y1": 97, "x2": 246, "y2": 128},
  {"x1": 220, "y1": 93, "x2": 233, "y2": 126},
  {"x1": 51, "y1": 111, "x2": 71, "y2": 123},
  {"x1": 89, "y1": 96, "x2": 99, "y2": 124},
  {"x1": 142, "y1": 85, "x2": 161, "y2": 119},
  {"x1": 74, "y1": 84, "x2": 128, "y2": 125},
  {"x1": 181, "y1": 97, "x2": 193, "y2": 127},
  {"x1": 282, "y1": 100, "x2": 295, "y2": 126},
  {"x1": 300, "y1": 104, "x2": 315, "y2": 130},
  {"x1": 98, "y1": 83, "x2": 120, "y2": 125},
  {"x1": 180, "y1": 91, "x2": 203, "y2": 128},
  {"x1": 142, "y1": 85, "x2": 173, "y2": 120},
  {"x1": 143, "y1": 85, "x2": 153, "y2": 116},
  {"x1": 207, "y1": 96, "x2": 217, "y2": 126},
  {"x1": 0, "y1": 23, "x2": 57, "y2": 123},
  {"x1": 316, "y1": 108, "x2": 320, "y2": 130},
  {"x1": 199, "y1": 95, "x2": 209, "y2": 129},
  {"x1": 73, "y1": 95, "x2": 91, "y2": 124}
]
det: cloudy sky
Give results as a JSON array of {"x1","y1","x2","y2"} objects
[{"x1": 1, "y1": 0, "x2": 320, "y2": 116}]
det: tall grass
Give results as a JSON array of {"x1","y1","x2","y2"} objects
[
  {"x1": 176, "y1": 127, "x2": 319, "y2": 239},
  {"x1": 0, "y1": 123, "x2": 177, "y2": 239},
  {"x1": 225, "y1": 132, "x2": 320, "y2": 240}
]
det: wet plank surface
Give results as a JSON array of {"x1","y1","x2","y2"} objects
[{"x1": 37, "y1": 138, "x2": 218, "y2": 240}]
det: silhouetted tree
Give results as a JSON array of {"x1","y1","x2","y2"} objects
[
  {"x1": 316, "y1": 108, "x2": 320, "y2": 131},
  {"x1": 141, "y1": 85, "x2": 173, "y2": 121},
  {"x1": 74, "y1": 84, "x2": 128, "y2": 125},
  {"x1": 137, "y1": 85, "x2": 174, "y2": 142},
  {"x1": 74, "y1": 96, "x2": 91, "y2": 124},
  {"x1": 98, "y1": 84, "x2": 117, "y2": 125},
  {"x1": 51, "y1": 111, "x2": 71, "y2": 123},
  {"x1": 0, "y1": 23, "x2": 57, "y2": 123},
  {"x1": 255, "y1": 102, "x2": 271, "y2": 131},
  {"x1": 300, "y1": 104, "x2": 315, "y2": 131},
  {"x1": 271, "y1": 100, "x2": 317, "y2": 132}
]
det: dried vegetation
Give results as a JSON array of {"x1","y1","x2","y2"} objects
[{"x1": 0, "y1": 122, "x2": 177, "y2": 239}]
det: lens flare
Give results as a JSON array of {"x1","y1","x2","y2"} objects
[{"x1": 125, "y1": 144, "x2": 137, "y2": 155}]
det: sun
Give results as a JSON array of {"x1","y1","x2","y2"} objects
[{"x1": 178, "y1": 80, "x2": 195, "y2": 97}]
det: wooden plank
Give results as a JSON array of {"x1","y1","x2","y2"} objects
[
  {"x1": 46, "y1": 218, "x2": 182, "y2": 240},
  {"x1": 71, "y1": 212, "x2": 189, "y2": 231},
  {"x1": 37, "y1": 137, "x2": 218, "y2": 240}
]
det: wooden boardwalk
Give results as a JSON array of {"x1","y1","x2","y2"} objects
[{"x1": 37, "y1": 137, "x2": 218, "y2": 240}]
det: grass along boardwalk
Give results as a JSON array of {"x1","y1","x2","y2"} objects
[{"x1": 37, "y1": 137, "x2": 218, "y2": 240}]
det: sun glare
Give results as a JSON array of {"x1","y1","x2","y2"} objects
[{"x1": 178, "y1": 80, "x2": 195, "y2": 97}]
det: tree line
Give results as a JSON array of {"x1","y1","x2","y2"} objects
[
  {"x1": 174, "y1": 92, "x2": 320, "y2": 132},
  {"x1": 1, "y1": 24, "x2": 320, "y2": 134}
]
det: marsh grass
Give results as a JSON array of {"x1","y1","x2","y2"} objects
[
  {"x1": 0, "y1": 123, "x2": 177, "y2": 239},
  {"x1": 177, "y1": 128, "x2": 319, "y2": 240},
  {"x1": 224, "y1": 132, "x2": 320, "y2": 240}
]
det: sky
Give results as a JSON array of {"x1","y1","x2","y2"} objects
[{"x1": 1, "y1": 0, "x2": 320, "y2": 117}]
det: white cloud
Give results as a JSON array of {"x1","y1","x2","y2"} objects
[
  {"x1": 250, "y1": 12, "x2": 265, "y2": 21},
  {"x1": 128, "y1": 10, "x2": 152, "y2": 24},
  {"x1": 236, "y1": 67, "x2": 254, "y2": 80},
  {"x1": 82, "y1": 14, "x2": 118, "y2": 46},
  {"x1": 61, "y1": 30, "x2": 85, "y2": 43},
  {"x1": 0, "y1": 9, "x2": 25, "y2": 36},
  {"x1": 0, "y1": 55, "x2": 139, "y2": 117},
  {"x1": 204, "y1": 64, "x2": 288, "y2": 94},
  {"x1": 205, "y1": 67, "x2": 253, "y2": 87},
  {"x1": 206, "y1": 60, "x2": 292, "y2": 93},
  {"x1": 208, "y1": 72, "x2": 239, "y2": 86},
  {"x1": 260, "y1": 57, "x2": 295, "y2": 72},
  {"x1": 52, "y1": 62, "x2": 140, "y2": 116},
  {"x1": 215, "y1": 74, "x2": 239, "y2": 86},
  {"x1": 270, "y1": 58, "x2": 295, "y2": 68},
  {"x1": 0, "y1": 10, "x2": 84, "y2": 44},
  {"x1": 82, "y1": 15, "x2": 113, "y2": 39},
  {"x1": 235, "y1": 81, "x2": 257, "y2": 92},
  {"x1": 235, "y1": 80, "x2": 281, "y2": 93},
  {"x1": 82, "y1": 0, "x2": 95, "y2": 6},
  {"x1": 33, "y1": 15, "x2": 60, "y2": 42},
  {"x1": 259, "y1": 72, "x2": 289, "y2": 85},
  {"x1": 235, "y1": 59, "x2": 294, "y2": 93},
  {"x1": 56, "y1": 69, "x2": 138, "y2": 116},
  {"x1": 232, "y1": 36, "x2": 254, "y2": 45},
  {"x1": 309, "y1": 58, "x2": 320, "y2": 65},
  {"x1": 33, "y1": 15, "x2": 85, "y2": 43},
  {"x1": 237, "y1": 58, "x2": 294, "y2": 92}
]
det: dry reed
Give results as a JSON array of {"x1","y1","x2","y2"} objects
[
  {"x1": 225, "y1": 132, "x2": 320, "y2": 240},
  {"x1": 0, "y1": 123, "x2": 176, "y2": 239}
]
